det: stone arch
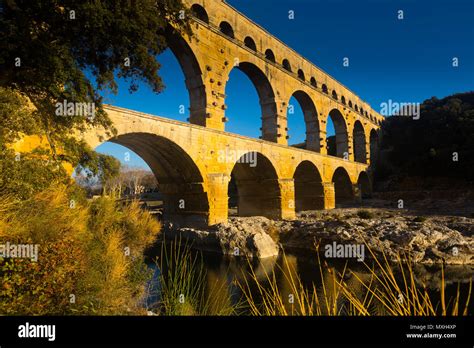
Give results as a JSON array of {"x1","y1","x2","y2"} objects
[
  {"x1": 355, "y1": 104, "x2": 359, "y2": 112},
  {"x1": 104, "y1": 132, "x2": 210, "y2": 226},
  {"x1": 332, "y1": 167, "x2": 353, "y2": 205},
  {"x1": 322, "y1": 84, "x2": 328, "y2": 94},
  {"x1": 244, "y1": 36, "x2": 257, "y2": 51},
  {"x1": 165, "y1": 27, "x2": 206, "y2": 126},
  {"x1": 282, "y1": 59, "x2": 292, "y2": 72},
  {"x1": 332, "y1": 90, "x2": 338, "y2": 100},
  {"x1": 219, "y1": 21, "x2": 234, "y2": 38},
  {"x1": 229, "y1": 152, "x2": 282, "y2": 218},
  {"x1": 297, "y1": 69, "x2": 305, "y2": 81},
  {"x1": 352, "y1": 120, "x2": 367, "y2": 163},
  {"x1": 326, "y1": 109, "x2": 349, "y2": 158},
  {"x1": 293, "y1": 161, "x2": 324, "y2": 211},
  {"x1": 265, "y1": 49, "x2": 276, "y2": 62},
  {"x1": 348, "y1": 100, "x2": 353, "y2": 108},
  {"x1": 225, "y1": 62, "x2": 277, "y2": 141},
  {"x1": 341, "y1": 96, "x2": 346, "y2": 105},
  {"x1": 357, "y1": 171, "x2": 372, "y2": 199},
  {"x1": 370, "y1": 129, "x2": 379, "y2": 164},
  {"x1": 190, "y1": 4, "x2": 209, "y2": 24},
  {"x1": 310, "y1": 77, "x2": 317, "y2": 88},
  {"x1": 288, "y1": 90, "x2": 320, "y2": 152}
]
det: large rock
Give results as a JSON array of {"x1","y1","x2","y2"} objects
[{"x1": 165, "y1": 217, "x2": 280, "y2": 258}]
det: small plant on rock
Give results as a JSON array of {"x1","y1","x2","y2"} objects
[
  {"x1": 413, "y1": 216, "x2": 427, "y2": 223},
  {"x1": 357, "y1": 210, "x2": 375, "y2": 219}
]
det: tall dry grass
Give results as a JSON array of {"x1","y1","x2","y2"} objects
[
  {"x1": 339, "y1": 244, "x2": 472, "y2": 316},
  {"x1": 238, "y1": 242, "x2": 472, "y2": 316},
  {"x1": 238, "y1": 252, "x2": 352, "y2": 315},
  {"x1": 152, "y1": 237, "x2": 242, "y2": 316}
]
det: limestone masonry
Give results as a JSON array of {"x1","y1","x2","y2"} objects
[{"x1": 81, "y1": 0, "x2": 383, "y2": 227}]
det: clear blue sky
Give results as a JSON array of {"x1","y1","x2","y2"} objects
[{"x1": 97, "y1": 0, "x2": 474, "y2": 169}]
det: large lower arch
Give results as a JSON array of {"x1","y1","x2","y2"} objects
[
  {"x1": 332, "y1": 167, "x2": 353, "y2": 205},
  {"x1": 353, "y1": 121, "x2": 367, "y2": 163},
  {"x1": 369, "y1": 129, "x2": 379, "y2": 164},
  {"x1": 288, "y1": 91, "x2": 320, "y2": 152},
  {"x1": 357, "y1": 171, "x2": 372, "y2": 199},
  {"x1": 225, "y1": 62, "x2": 278, "y2": 142},
  {"x1": 106, "y1": 132, "x2": 210, "y2": 226},
  {"x1": 165, "y1": 26, "x2": 207, "y2": 126},
  {"x1": 326, "y1": 109, "x2": 349, "y2": 158},
  {"x1": 229, "y1": 152, "x2": 282, "y2": 218},
  {"x1": 293, "y1": 161, "x2": 324, "y2": 211}
]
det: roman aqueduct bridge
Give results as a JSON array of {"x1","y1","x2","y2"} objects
[{"x1": 81, "y1": 0, "x2": 384, "y2": 227}]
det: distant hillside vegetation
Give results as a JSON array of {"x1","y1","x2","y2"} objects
[{"x1": 374, "y1": 91, "x2": 474, "y2": 190}]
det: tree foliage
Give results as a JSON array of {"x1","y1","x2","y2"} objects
[
  {"x1": 0, "y1": 0, "x2": 190, "y2": 199},
  {"x1": 374, "y1": 92, "x2": 474, "y2": 186},
  {"x1": 0, "y1": 87, "x2": 121, "y2": 199},
  {"x1": 1, "y1": 0, "x2": 190, "y2": 137}
]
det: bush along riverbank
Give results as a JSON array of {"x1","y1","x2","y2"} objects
[{"x1": 0, "y1": 184, "x2": 160, "y2": 315}]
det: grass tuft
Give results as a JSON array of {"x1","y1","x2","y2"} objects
[
  {"x1": 153, "y1": 236, "x2": 242, "y2": 316},
  {"x1": 357, "y1": 210, "x2": 375, "y2": 219},
  {"x1": 413, "y1": 216, "x2": 427, "y2": 223}
]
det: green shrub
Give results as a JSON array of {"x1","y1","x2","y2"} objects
[
  {"x1": 156, "y1": 238, "x2": 239, "y2": 316},
  {"x1": 0, "y1": 184, "x2": 161, "y2": 315}
]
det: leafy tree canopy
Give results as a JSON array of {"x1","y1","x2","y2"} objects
[
  {"x1": 1, "y1": 0, "x2": 190, "y2": 136},
  {"x1": 0, "y1": 0, "x2": 191, "y2": 198},
  {"x1": 375, "y1": 91, "x2": 474, "y2": 186}
]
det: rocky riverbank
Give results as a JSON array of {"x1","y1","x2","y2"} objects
[{"x1": 165, "y1": 207, "x2": 474, "y2": 265}]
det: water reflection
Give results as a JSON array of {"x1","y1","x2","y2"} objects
[{"x1": 145, "y1": 244, "x2": 473, "y2": 316}]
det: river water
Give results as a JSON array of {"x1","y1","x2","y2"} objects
[{"x1": 144, "y1": 243, "x2": 473, "y2": 316}]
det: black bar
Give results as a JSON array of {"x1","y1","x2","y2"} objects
[{"x1": 0, "y1": 316, "x2": 472, "y2": 346}]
